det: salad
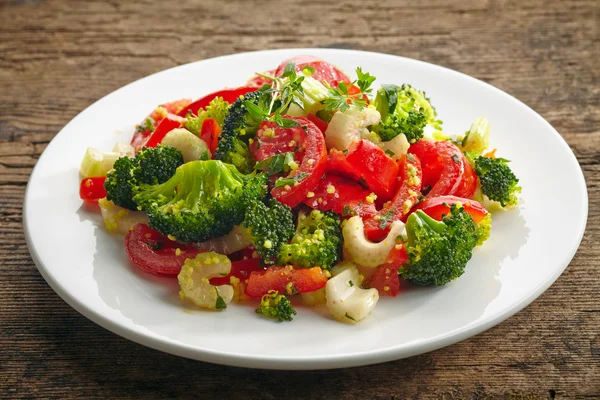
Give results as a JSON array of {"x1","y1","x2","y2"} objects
[{"x1": 79, "y1": 55, "x2": 521, "y2": 324}]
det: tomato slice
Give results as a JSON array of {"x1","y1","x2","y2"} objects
[
  {"x1": 303, "y1": 174, "x2": 377, "y2": 218},
  {"x1": 408, "y1": 140, "x2": 466, "y2": 198},
  {"x1": 274, "y1": 56, "x2": 351, "y2": 87},
  {"x1": 251, "y1": 118, "x2": 327, "y2": 208},
  {"x1": 209, "y1": 257, "x2": 264, "y2": 286},
  {"x1": 79, "y1": 177, "x2": 107, "y2": 203},
  {"x1": 244, "y1": 266, "x2": 327, "y2": 298},
  {"x1": 326, "y1": 149, "x2": 362, "y2": 181},
  {"x1": 363, "y1": 154, "x2": 423, "y2": 242},
  {"x1": 250, "y1": 121, "x2": 308, "y2": 163},
  {"x1": 125, "y1": 224, "x2": 201, "y2": 275},
  {"x1": 199, "y1": 118, "x2": 221, "y2": 156},
  {"x1": 306, "y1": 113, "x2": 328, "y2": 133},
  {"x1": 414, "y1": 195, "x2": 488, "y2": 223},
  {"x1": 453, "y1": 153, "x2": 477, "y2": 198},
  {"x1": 345, "y1": 139, "x2": 399, "y2": 201},
  {"x1": 144, "y1": 113, "x2": 186, "y2": 148},
  {"x1": 364, "y1": 246, "x2": 408, "y2": 297},
  {"x1": 176, "y1": 86, "x2": 256, "y2": 118}
]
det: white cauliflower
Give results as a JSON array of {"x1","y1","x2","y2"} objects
[
  {"x1": 177, "y1": 252, "x2": 234, "y2": 310},
  {"x1": 326, "y1": 261, "x2": 379, "y2": 324},
  {"x1": 161, "y1": 128, "x2": 210, "y2": 162},
  {"x1": 324, "y1": 107, "x2": 381, "y2": 150},
  {"x1": 342, "y1": 216, "x2": 406, "y2": 267},
  {"x1": 80, "y1": 142, "x2": 133, "y2": 178},
  {"x1": 98, "y1": 198, "x2": 148, "y2": 235},
  {"x1": 192, "y1": 225, "x2": 251, "y2": 255}
]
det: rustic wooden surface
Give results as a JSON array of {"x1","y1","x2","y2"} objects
[{"x1": 1, "y1": 0, "x2": 598, "y2": 398}]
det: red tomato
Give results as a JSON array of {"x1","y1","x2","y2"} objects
[
  {"x1": 125, "y1": 224, "x2": 201, "y2": 275},
  {"x1": 250, "y1": 121, "x2": 308, "y2": 163},
  {"x1": 414, "y1": 195, "x2": 488, "y2": 223},
  {"x1": 131, "y1": 99, "x2": 192, "y2": 151},
  {"x1": 345, "y1": 139, "x2": 399, "y2": 201},
  {"x1": 176, "y1": 86, "x2": 257, "y2": 117},
  {"x1": 79, "y1": 177, "x2": 106, "y2": 203},
  {"x1": 303, "y1": 174, "x2": 377, "y2": 218},
  {"x1": 209, "y1": 257, "x2": 264, "y2": 286},
  {"x1": 326, "y1": 149, "x2": 362, "y2": 181},
  {"x1": 408, "y1": 140, "x2": 466, "y2": 198},
  {"x1": 144, "y1": 113, "x2": 186, "y2": 148},
  {"x1": 306, "y1": 113, "x2": 328, "y2": 133},
  {"x1": 199, "y1": 118, "x2": 221, "y2": 156},
  {"x1": 251, "y1": 118, "x2": 327, "y2": 208},
  {"x1": 156, "y1": 98, "x2": 193, "y2": 117},
  {"x1": 453, "y1": 153, "x2": 477, "y2": 198},
  {"x1": 363, "y1": 154, "x2": 423, "y2": 242},
  {"x1": 275, "y1": 56, "x2": 351, "y2": 87},
  {"x1": 244, "y1": 266, "x2": 327, "y2": 298},
  {"x1": 365, "y1": 246, "x2": 408, "y2": 297}
]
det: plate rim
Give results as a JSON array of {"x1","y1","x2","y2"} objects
[{"x1": 23, "y1": 48, "x2": 589, "y2": 370}]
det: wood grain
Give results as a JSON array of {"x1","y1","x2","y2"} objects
[{"x1": 1, "y1": 0, "x2": 598, "y2": 398}]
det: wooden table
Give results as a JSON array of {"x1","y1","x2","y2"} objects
[{"x1": 1, "y1": 0, "x2": 598, "y2": 397}]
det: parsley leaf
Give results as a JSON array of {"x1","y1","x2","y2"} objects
[
  {"x1": 255, "y1": 152, "x2": 295, "y2": 175},
  {"x1": 275, "y1": 172, "x2": 309, "y2": 188}
]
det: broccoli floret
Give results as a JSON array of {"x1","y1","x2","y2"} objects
[
  {"x1": 133, "y1": 160, "x2": 267, "y2": 243},
  {"x1": 104, "y1": 145, "x2": 183, "y2": 210},
  {"x1": 474, "y1": 156, "x2": 521, "y2": 208},
  {"x1": 476, "y1": 213, "x2": 492, "y2": 246},
  {"x1": 400, "y1": 206, "x2": 482, "y2": 286},
  {"x1": 214, "y1": 91, "x2": 267, "y2": 173},
  {"x1": 255, "y1": 290, "x2": 296, "y2": 322},
  {"x1": 185, "y1": 97, "x2": 230, "y2": 135},
  {"x1": 277, "y1": 210, "x2": 343, "y2": 270},
  {"x1": 372, "y1": 84, "x2": 441, "y2": 143},
  {"x1": 242, "y1": 198, "x2": 295, "y2": 263}
]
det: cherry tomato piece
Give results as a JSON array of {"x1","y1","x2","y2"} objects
[
  {"x1": 274, "y1": 56, "x2": 351, "y2": 87},
  {"x1": 303, "y1": 174, "x2": 377, "y2": 218},
  {"x1": 209, "y1": 257, "x2": 264, "y2": 286},
  {"x1": 199, "y1": 118, "x2": 222, "y2": 156},
  {"x1": 176, "y1": 86, "x2": 257, "y2": 117},
  {"x1": 79, "y1": 177, "x2": 107, "y2": 203},
  {"x1": 125, "y1": 224, "x2": 201, "y2": 275},
  {"x1": 414, "y1": 195, "x2": 488, "y2": 223},
  {"x1": 244, "y1": 266, "x2": 328, "y2": 299},
  {"x1": 365, "y1": 246, "x2": 408, "y2": 297}
]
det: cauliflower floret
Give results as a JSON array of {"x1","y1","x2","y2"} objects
[
  {"x1": 326, "y1": 261, "x2": 379, "y2": 324},
  {"x1": 342, "y1": 216, "x2": 405, "y2": 267},
  {"x1": 193, "y1": 225, "x2": 251, "y2": 255},
  {"x1": 177, "y1": 252, "x2": 234, "y2": 310},
  {"x1": 98, "y1": 198, "x2": 148, "y2": 235},
  {"x1": 80, "y1": 142, "x2": 133, "y2": 178},
  {"x1": 325, "y1": 107, "x2": 381, "y2": 150},
  {"x1": 362, "y1": 130, "x2": 410, "y2": 161},
  {"x1": 161, "y1": 128, "x2": 210, "y2": 162}
]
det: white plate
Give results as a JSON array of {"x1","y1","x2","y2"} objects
[{"x1": 24, "y1": 49, "x2": 588, "y2": 370}]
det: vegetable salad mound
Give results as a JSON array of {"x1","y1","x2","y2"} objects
[{"x1": 79, "y1": 55, "x2": 520, "y2": 324}]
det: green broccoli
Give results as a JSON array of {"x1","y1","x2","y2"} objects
[
  {"x1": 214, "y1": 90, "x2": 269, "y2": 173},
  {"x1": 255, "y1": 290, "x2": 296, "y2": 322},
  {"x1": 400, "y1": 206, "x2": 483, "y2": 286},
  {"x1": 184, "y1": 97, "x2": 230, "y2": 135},
  {"x1": 277, "y1": 209, "x2": 343, "y2": 270},
  {"x1": 372, "y1": 84, "x2": 441, "y2": 143},
  {"x1": 133, "y1": 160, "x2": 267, "y2": 243},
  {"x1": 104, "y1": 145, "x2": 183, "y2": 210},
  {"x1": 241, "y1": 197, "x2": 295, "y2": 263},
  {"x1": 474, "y1": 156, "x2": 521, "y2": 208}
]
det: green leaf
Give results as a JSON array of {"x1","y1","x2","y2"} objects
[
  {"x1": 282, "y1": 62, "x2": 296, "y2": 78},
  {"x1": 345, "y1": 313, "x2": 356, "y2": 321},
  {"x1": 276, "y1": 117, "x2": 300, "y2": 128},
  {"x1": 255, "y1": 152, "x2": 294, "y2": 175},
  {"x1": 356, "y1": 67, "x2": 376, "y2": 94},
  {"x1": 215, "y1": 292, "x2": 227, "y2": 310},
  {"x1": 381, "y1": 84, "x2": 400, "y2": 114},
  {"x1": 379, "y1": 207, "x2": 396, "y2": 230},
  {"x1": 275, "y1": 172, "x2": 310, "y2": 188},
  {"x1": 244, "y1": 100, "x2": 267, "y2": 122},
  {"x1": 385, "y1": 149, "x2": 395, "y2": 158}
]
